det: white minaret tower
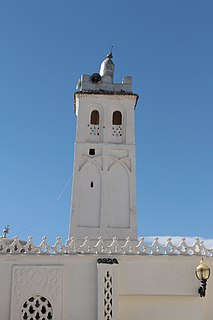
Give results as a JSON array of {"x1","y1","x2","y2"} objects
[{"x1": 69, "y1": 52, "x2": 139, "y2": 242}]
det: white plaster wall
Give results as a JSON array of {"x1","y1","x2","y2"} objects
[
  {"x1": 75, "y1": 94, "x2": 137, "y2": 145},
  {"x1": 0, "y1": 253, "x2": 213, "y2": 320},
  {"x1": 119, "y1": 295, "x2": 203, "y2": 320},
  {"x1": 70, "y1": 143, "x2": 137, "y2": 241},
  {"x1": 70, "y1": 93, "x2": 138, "y2": 241}
]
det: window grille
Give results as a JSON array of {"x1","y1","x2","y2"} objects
[{"x1": 21, "y1": 295, "x2": 53, "y2": 320}]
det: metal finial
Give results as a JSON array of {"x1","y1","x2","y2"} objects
[
  {"x1": 3, "y1": 225, "x2": 10, "y2": 238},
  {"x1": 107, "y1": 46, "x2": 113, "y2": 59}
]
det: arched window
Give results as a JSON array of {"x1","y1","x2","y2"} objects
[
  {"x1": 21, "y1": 295, "x2": 53, "y2": 320},
  {"x1": 90, "y1": 110, "x2": 99, "y2": 125},
  {"x1": 112, "y1": 111, "x2": 122, "y2": 125}
]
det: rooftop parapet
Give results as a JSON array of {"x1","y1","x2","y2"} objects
[
  {"x1": 76, "y1": 52, "x2": 133, "y2": 93},
  {"x1": 77, "y1": 75, "x2": 132, "y2": 93},
  {"x1": 0, "y1": 236, "x2": 212, "y2": 256}
]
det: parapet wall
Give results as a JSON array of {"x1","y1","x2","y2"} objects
[{"x1": 0, "y1": 236, "x2": 213, "y2": 256}]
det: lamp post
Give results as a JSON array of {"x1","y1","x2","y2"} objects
[{"x1": 195, "y1": 258, "x2": 210, "y2": 297}]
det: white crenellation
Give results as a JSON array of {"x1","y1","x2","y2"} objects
[
  {"x1": 1, "y1": 236, "x2": 213, "y2": 256},
  {"x1": 77, "y1": 74, "x2": 133, "y2": 93}
]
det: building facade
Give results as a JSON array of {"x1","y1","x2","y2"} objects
[{"x1": 0, "y1": 53, "x2": 212, "y2": 320}]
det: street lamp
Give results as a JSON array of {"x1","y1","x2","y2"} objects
[{"x1": 195, "y1": 258, "x2": 210, "y2": 297}]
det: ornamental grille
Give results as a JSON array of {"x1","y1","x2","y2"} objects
[
  {"x1": 112, "y1": 125, "x2": 122, "y2": 137},
  {"x1": 21, "y1": 295, "x2": 53, "y2": 320},
  {"x1": 104, "y1": 271, "x2": 113, "y2": 320},
  {"x1": 89, "y1": 125, "x2": 100, "y2": 136}
]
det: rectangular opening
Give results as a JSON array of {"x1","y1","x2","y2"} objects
[{"x1": 89, "y1": 149, "x2": 95, "y2": 155}]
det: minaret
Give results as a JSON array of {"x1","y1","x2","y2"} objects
[{"x1": 69, "y1": 52, "x2": 139, "y2": 242}]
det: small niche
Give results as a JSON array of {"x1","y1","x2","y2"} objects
[
  {"x1": 90, "y1": 181, "x2": 94, "y2": 188},
  {"x1": 89, "y1": 148, "x2": 95, "y2": 155}
]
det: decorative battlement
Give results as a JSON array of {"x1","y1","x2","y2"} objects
[
  {"x1": 1, "y1": 236, "x2": 213, "y2": 256},
  {"x1": 77, "y1": 74, "x2": 132, "y2": 93}
]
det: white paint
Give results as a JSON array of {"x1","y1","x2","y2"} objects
[
  {"x1": 69, "y1": 93, "x2": 138, "y2": 241},
  {"x1": 0, "y1": 253, "x2": 212, "y2": 320},
  {"x1": 10, "y1": 265, "x2": 63, "y2": 320},
  {"x1": 97, "y1": 262, "x2": 119, "y2": 320},
  {"x1": 2, "y1": 56, "x2": 213, "y2": 320}
]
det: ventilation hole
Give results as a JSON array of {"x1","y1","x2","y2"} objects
[
  {"x1": 89, "y1": 148, "x2": 95, "y2": 155},
  {"x1": 23, "y1": 313, "x2": 28, "y2": 320},
  {"x1": 41, "y1": 306, "x2": 46, "y2": 314},
  {"x1": 29, "y1": 297, "x2": 34, "y2": 302},
  {"x1": 47, "y1": 312, "x2": 53, "y2": 319},
  {"x1": 35, "y1": 312, "x2": 40, "y2": 319},
  {"x1": 29, "y1": 306, "x2": 34, "y2": 314},
  {"x1": 90, "y1": 181, "x2": 94, "y2": 188},
  {"x1": 35, "y1": 300, "x2": 40, "y2": 308}
]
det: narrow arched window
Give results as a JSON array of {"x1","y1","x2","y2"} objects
[
  {"x1": 90, "y1": 110, "x2": 99, "y2": 125},
  {"x1": 112, "y1": 111, "x2": 122, "y2": 125}
]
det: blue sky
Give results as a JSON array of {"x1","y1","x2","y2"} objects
[{"x1": 0, "y1": 0, "x2": 212, "y2": 245}]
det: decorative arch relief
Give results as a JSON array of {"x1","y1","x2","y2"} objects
[
  {"x1": 79, "y1": 156, "x2": 103, "y2": 172},
  {"x1": 10, "y1": 265, "x2": 63, "y2": 320},
  {"x1": 107, "y1": 149, "x2": 131, "y2": 172},
  {"x1": 107, "y1": 158, "x2": 131, "y2": 173},
  {"x1": 78, "y1": 161, "x2": 102, "y2": 227},
  {"x1": 107, "y1": 162, "x2": 130, "y2": 228}
]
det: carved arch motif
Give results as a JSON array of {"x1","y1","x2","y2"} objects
[
  {"x1": 78, "y1": 162, "x2": 102, "y2": 227},
  {"x1": 107, "y1": 162, "x2": 130, "y2": 228},
  {"x1": 107, "y1": 158, "x2": 131, "y2": 174}
]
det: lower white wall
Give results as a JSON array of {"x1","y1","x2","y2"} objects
[
  {"x1": 0, "y1": 254, "x2": 212, "y2": 320},
  {"x1": 119, "y1": 295, "x2": 204, "y2": 320}
]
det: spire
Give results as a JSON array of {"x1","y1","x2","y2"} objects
[{"x1": 99, "y1": 50, "x2": 115, "y2": 83}]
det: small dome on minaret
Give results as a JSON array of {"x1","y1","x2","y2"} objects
[{"x1": 99, "y1": 52, "x2": 115, "y2": 83}]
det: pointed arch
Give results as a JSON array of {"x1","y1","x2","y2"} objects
[
  {"x1": 78, "y1": 162, "x2": 101, "y2": 227},
  {"x1": 108, "y1": 158, "x2": 131, "y2": 174},
  {"x1": 107, "y1": 162, "x2": 130, "y2": 228}
]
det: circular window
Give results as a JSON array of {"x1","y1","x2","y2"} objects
[{"x1": 21, "y1": 295, "x2": 53, "y2": 320}]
